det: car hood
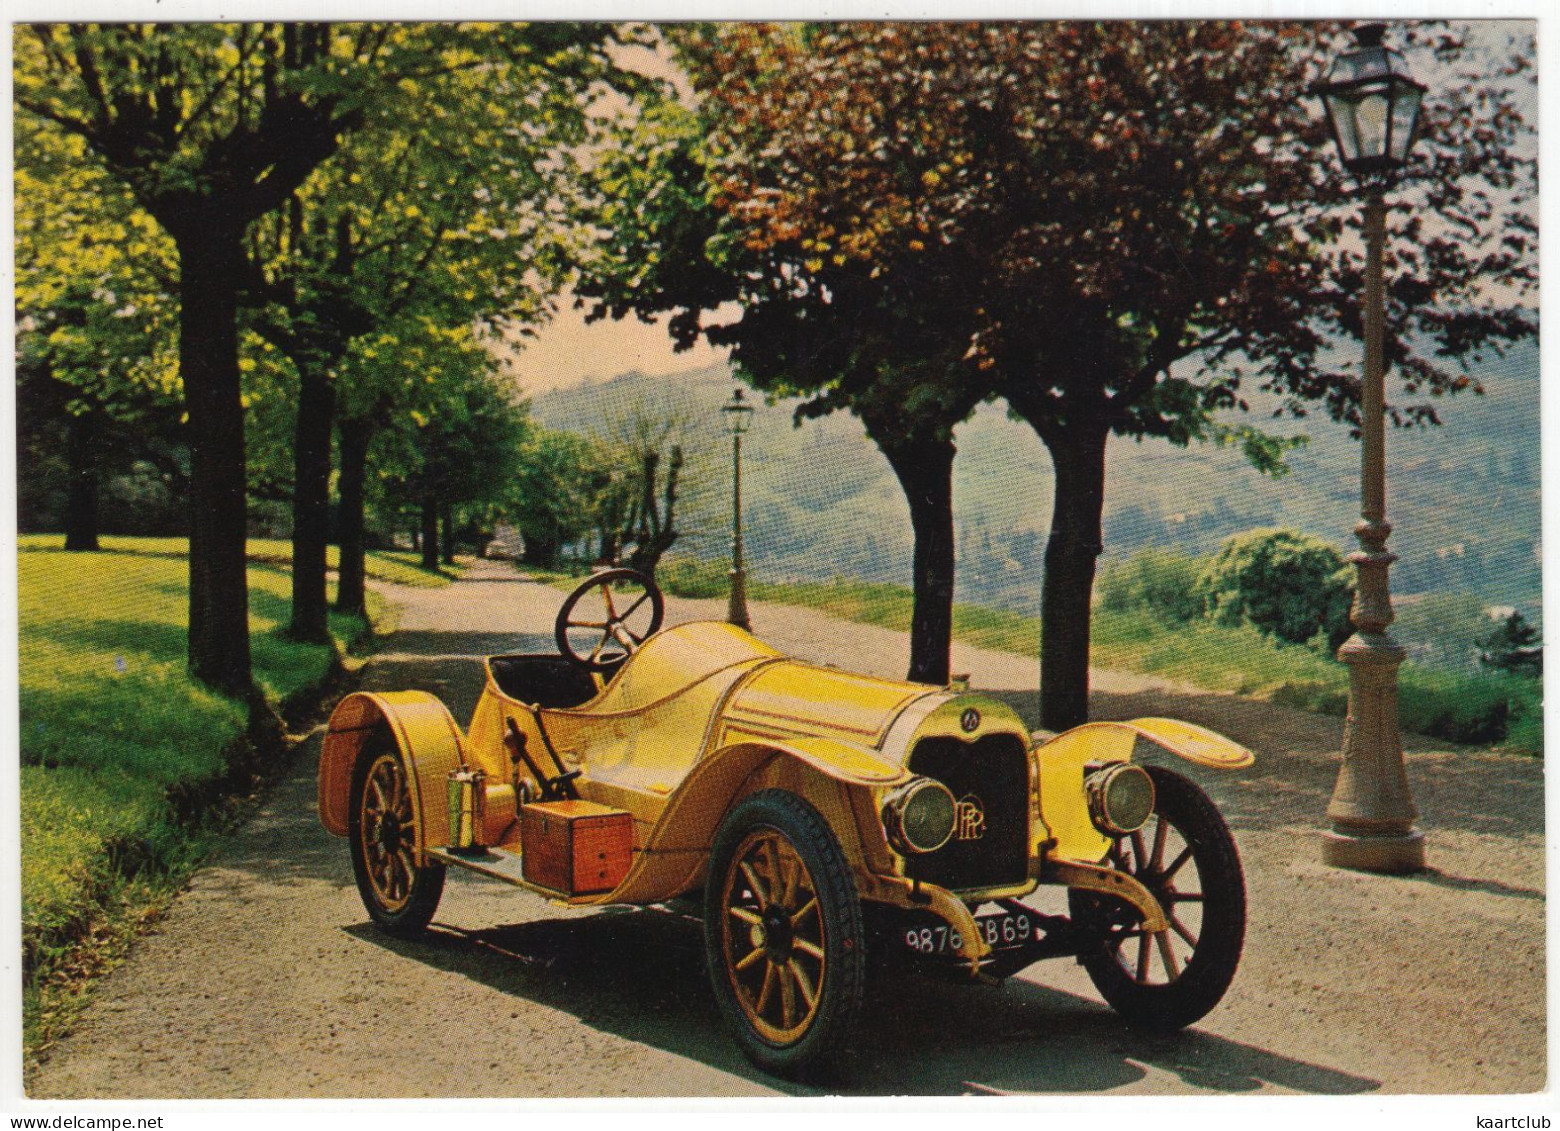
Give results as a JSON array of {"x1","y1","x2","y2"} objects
[{"x1": 723, "y1": 656, "x2": 936, "y2": 750}]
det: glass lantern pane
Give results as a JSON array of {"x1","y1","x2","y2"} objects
[
  {"x1": 1325, "y1": 90, "x2": 1363, "y2": 163},
  {"x1": 1354, "y1": 89, "x2": 1390, "y2": 161},
  {"x1": 1388, "y1": 84, "x2": 1424, "y2": 162}
]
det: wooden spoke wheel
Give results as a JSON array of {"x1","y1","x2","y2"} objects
[
  {"x1": 349, "y1": 738, "x2": 444, "y2": 938},
  {"x1": 705, "y1": 791, "x2": 866, "y2": 1078},
  {"x1": 555, "y1": 568, "x2": 665, "y2": 672},
  {"x1": 1070, "y1": 765, "x2": 1245, "y2": 1030}
]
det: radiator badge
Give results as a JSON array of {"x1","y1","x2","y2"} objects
[
  {"x1": 960, "y1": 708, "x2": 981, "y2": 733},
  {"x1": 955, "y1": 794, "x2": 986, "y2": 841}
]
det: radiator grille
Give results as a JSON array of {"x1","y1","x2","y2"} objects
[{"x1": 903, "y1": 733, "x2": 1030, "y2": 892}]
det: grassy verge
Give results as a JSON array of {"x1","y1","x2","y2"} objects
[
  {"x1": 654, "y1": 557, "x2": 1541, "y2": 754},
  {"x1": 18, "y1": 533, "x2": 463, "y2": 589},
  {"x1": 17, "y1": 537, "x2": 399, "y2": 1065}
]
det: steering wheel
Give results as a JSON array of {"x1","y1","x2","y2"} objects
[{"x1": 555, "y1": 568, "x2": 666, "y2": 672}]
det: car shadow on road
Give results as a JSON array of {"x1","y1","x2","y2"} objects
[{"x1": 347, "y1": 907, "x2": 1378, "y2": 1097}]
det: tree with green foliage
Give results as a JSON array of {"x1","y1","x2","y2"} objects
[
  {"x1": 1198, "y1": 528, "x2": 1353, "y2": 649},
  {"x1": 330, "y1": 319, "x2": 489, "y2": 609},
  {"x1": 350, "y1": 325, "x2": 528, "y2": 572},
  {"x1": 581, "y1": 63, "x2": 985, "y2": 683},
  {"x1": 13, "y1": 21, "x2": 635, "y2": 697},
  {"x1": 507, "y1": 427, "x2": 607, "y2": 569},
  {"x1": 14, "y1": 119, "x2": 181, "y2": 551},
  {"x1": 241, "y1": 25, "x2": 634, "y2": 641},
  {"x1": 17, "y1": 22, "x2": 365, "y2": 695},
  {"x1": 593, "y1": 22, "x2": 1535, "y2": 728},
  {"x1": 1392, "y1": 591, "x2": 1490, "y2": 673}
]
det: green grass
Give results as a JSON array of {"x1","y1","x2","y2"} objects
[
  {"x1": 18, "y1": 540, "x2": 374, "y2": 1062},
  {"x1": 18, "y1": 534, "x2": 462, "y2": 588}
]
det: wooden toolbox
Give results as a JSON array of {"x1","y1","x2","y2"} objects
[{"x1": 520, "y1": 800, "x2": 634, "y2": 895}]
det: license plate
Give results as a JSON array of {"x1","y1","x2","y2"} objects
[{"x1": 903, "y1": 906, "x2": 1035, "y2": 956}]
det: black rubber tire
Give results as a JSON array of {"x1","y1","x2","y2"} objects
[
  {"x1": 1069, "y1": 765, "x2": 1245, "y2": 1030},
  {"x1": 348, "y1": 733, "x2": 445, "y2": 939},
  {"x1": 704, "y1": 790, "x2": 867, "y2": 1079}
]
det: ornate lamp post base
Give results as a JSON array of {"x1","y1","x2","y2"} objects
[
  {"x1": 1321, "y1": 828, "x2": 1425, "y2": 873},
  {"x1": 1322, "y1": 620, "x2": 1425, "y2": 874}
]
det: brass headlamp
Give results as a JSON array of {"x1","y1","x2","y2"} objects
[
  {"x1": 881, "y1": 777, "x2": 958, "y2": 855},
  {"x1": 1084, "y1": 762, "x2": 1156, "y2": 837}
]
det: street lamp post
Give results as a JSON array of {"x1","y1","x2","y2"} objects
[
  {"x1": 722, "y1": 387, "x2": 755, "y2": 630},
  {"x1": 1313, "y1": 23, "x2": 1428, "y2": 873}
]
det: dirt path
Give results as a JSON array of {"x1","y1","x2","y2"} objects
[{"x1": 28, "y1": 560, "x2": 1544, "y2": 1097}]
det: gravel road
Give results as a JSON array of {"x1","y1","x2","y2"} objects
[{"x1": 27, "y1": 560, "x2": 1545, "y2": 1097}]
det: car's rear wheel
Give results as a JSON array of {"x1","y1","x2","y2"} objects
[
  {"x1": 705, "y1": 790, "x2": 866, "y2": 1078},
  {"x1": 349, "y1": 735, "x2": 445, "y2": 938},
  {"x1": 1069, "y1": 765, "x2": 1245, "y2": 1030}
]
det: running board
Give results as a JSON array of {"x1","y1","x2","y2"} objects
[
  {"x1": 427, "y1": 846, "x2": 558, "y2": 893},
  {"x1": 427, "y1": 845, "x2": 642, "y2": 908}
]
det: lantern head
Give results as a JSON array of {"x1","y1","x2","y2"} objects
[{"x1": 1314, "y1": 23, "x2": 1426, "y2": 178}]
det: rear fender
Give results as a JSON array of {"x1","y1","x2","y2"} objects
[
  {"x1": 599, "y1": 736, "x2": 911, "y2": 905},
  {"x1": 318, "y1": 691, "x2": 467, "y2": 861}
]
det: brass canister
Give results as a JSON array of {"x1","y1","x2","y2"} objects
[{"x1": 446, "y1": 768, "x2": 487, "y2": 850}]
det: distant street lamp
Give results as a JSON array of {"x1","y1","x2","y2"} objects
[
  {"x1": 1313, "y1": 23, "x2": 1428, "y2": 873},
  {"x1": 722, "y1": 387, "x2": 755, "y2": 630}
]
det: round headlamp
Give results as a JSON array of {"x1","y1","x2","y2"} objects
[
  {"x1": 1085, "y1": 763, "x2": 1156, "y2": 837},
  {"x1": 881, "y1": 777, "x2": 957, "y2": 855}
]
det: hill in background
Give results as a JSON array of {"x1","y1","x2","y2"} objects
[{"x1": 531, "y1": 341, "x2": 1541, "y2": 622}]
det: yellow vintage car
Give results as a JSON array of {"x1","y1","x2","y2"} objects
[{"x1": 318, "y1": 569, "x2": 1253, "y2": 1077}]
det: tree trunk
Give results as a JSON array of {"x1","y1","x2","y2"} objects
[
  {"x1": 176, "y1": 224, "x2": 253, "y2": 699},
  {"x1": 1037, "y1": 423, "x2": 1110, "y2": 732},
  {"x1": 877, "y1": 435, "x2": 957, "y2": 685},
  {"x1": 598, "y1": 527, "x2": 619, "y2": 567},
  {"x1": 523, "y1": 527, "x2": 560, "y2": 569},
  {"x1": 440, "y1": 503, "x2": 456, "y2": 565},
  {"x1": 289, "y1": 363, "x2": 335, "y2": 642},
  {"x1": 63, "y1": 412, "x2": 101, "y2": 552},
  {"x1": 334, "y1": 418, "x2": 371, "y2": 618},
  {"x1": 420, "y1": 494, "x2": 439, "y2": 571}
]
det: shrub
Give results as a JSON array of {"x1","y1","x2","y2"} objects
[
  {"x1": 1398, "y1": 667, "x2": 1527, "y2": 746},
  {"x1": 658, "y1": 556, "x2": 732, "y2": 599},
  {"x1": 1478, "y1": 609, "x2": 1543, "y2": 677},
  {"x1": 1098, "y1": 550, "x2": 1207, "y2": 623},
  {"x1": 1198, "y1": 528, "x2": 1353, "y2": 649},
  {"x1": 1393, "y1": 591, "x2": 1491, "y2": 673}
]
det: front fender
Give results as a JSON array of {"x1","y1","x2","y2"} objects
[
  {"x1": 318, "y1": 690, "x2": 466, "y2": 860},
  {"x1": 1037, "y1": 717, "x2": 1253, "y2": 863},
  {"x1": 1042, "y1": 717, "x2": 1255, "y2": 771}
]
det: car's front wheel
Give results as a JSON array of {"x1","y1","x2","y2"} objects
[
  {"x1": 1069, "y1": 764, "x2": 1245, "y2": 1030},
  {"x1": 704, "y1": 790, "x2": 867, "y2": 1078},
  {"x1": 349, "y1": 734, "x2": 445, "y2": 939}
]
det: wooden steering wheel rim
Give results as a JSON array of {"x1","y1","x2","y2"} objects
[{"x1": 554, "y1": 568, "x2": 665, "y2": 671}]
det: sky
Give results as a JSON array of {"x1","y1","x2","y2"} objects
[{"x1": 503, "y1": 295, "x2": 733, "y2": 398}]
